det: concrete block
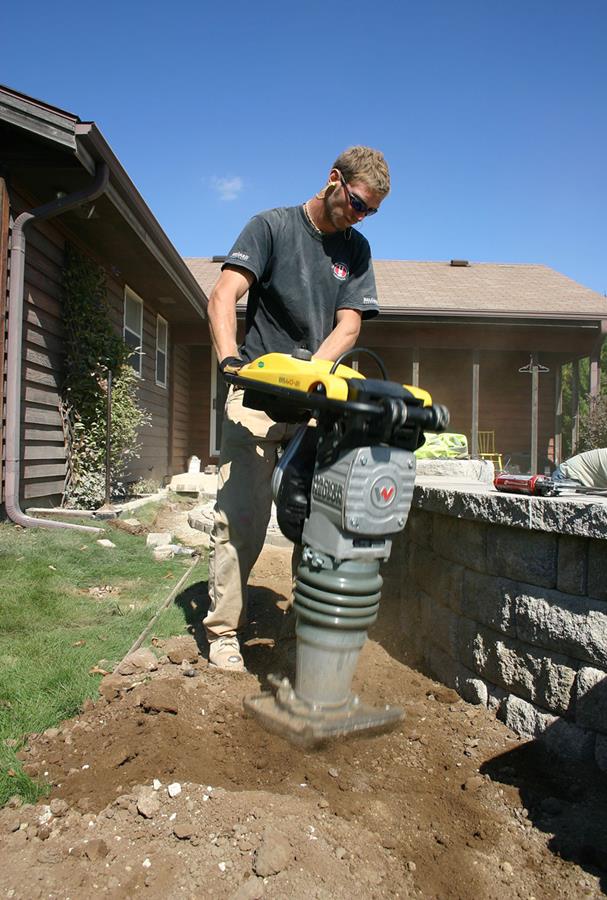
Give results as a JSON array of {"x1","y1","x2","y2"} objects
[
  {"x1": 540, "y1": 719, "x2": 596, "y2": 765},
  {"x1": 425, "y1": 642, "x2": 459, "y2": 689},
  {"x1": 596, "y1": 734, "x2": 607, "y2": 773},
  {"x1": 461, "y1": 570, "x2": 516, "y2": 636},
  {"x1": 455, "y1": 669, "x2": 489, "y2": 706},
  {"x1": 408, "y1": 508, "x2": 433, "y2": 549},
  {"x1": 486, "y1": 525, "x2": 557, "y2": 588},
  {"x1": 460, "y1": 624, "x2": 576, "y2": 716},
  {"x1": 420, "y1": 595, "x2": 458, "y2": 656},
  {"x1": 575, "y1": 666, "x2": 607, "y2": 735},
  {"x1": 587, "y1": 538, "x2": 607, "y2": 602},
  {"x1": 415, "y1": 458, "x2": 494, "y2": 483},
  {"x1": 487, "y1": 683, "x2": 508, "y2": 714},
  {"x1": 455, "y1": 615, "x2": 484, "y2": 674},
  {"x1": 432, "y1": 515, "x2": 486, "y2": 573},
  {"x1": 515, "y1": 588, "x2": 607, "y2": 668},
  {"x1": 557, "y1": 535, "x2": 588, "y2": 596},
  {"x1": 410, "y1": 540, "x2": 464, "y2": 613},
  {"x1": 499, "y1": 693, "x2": 556, "y2": 739}
]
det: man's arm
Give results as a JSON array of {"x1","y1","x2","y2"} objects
[
  {"x1": 314, "y1": 308, "x2": 362, "y2": 362},
  {"x1": 207, "y1": 265, "x2": 255, "y2": 365}
]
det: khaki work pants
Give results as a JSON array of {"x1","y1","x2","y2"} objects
[{"x1": 204, "y1": 387, "x2": 300, "y2": 641}]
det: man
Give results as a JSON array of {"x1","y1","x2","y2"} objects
[
  {"x1": 204, "y1": 146, "x2": 390, "y2": 671},
  {"x1": 552, "y1": 447, "x2": 607, "y2": 488}
]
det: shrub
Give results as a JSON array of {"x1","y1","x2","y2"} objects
[
  {"x1": 578, "y1": 395, "x2": 607, "y2": 452},
  {"x1": 61, "y1": 244, "x2": 150, "y2": 508}
]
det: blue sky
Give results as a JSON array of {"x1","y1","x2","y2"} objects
[{"x1": 4, "y1": 0, "x2": 606, "y2": 294}]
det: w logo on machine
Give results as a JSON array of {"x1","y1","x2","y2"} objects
[{"x1": 371, "y1": 476, "x2": 398, "y2": 508}]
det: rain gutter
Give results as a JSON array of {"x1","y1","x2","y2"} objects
[{"x1": 5, "y1": 163, "x2": 109, "y2": 533}]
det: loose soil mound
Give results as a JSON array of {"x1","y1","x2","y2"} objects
[{"x1": 1, "y1": 544, "x2": 605, "y2": 899}]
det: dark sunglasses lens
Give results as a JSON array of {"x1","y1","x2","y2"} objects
[
  {"x1": 348, "y1": 190, "x2": 378, "y2": 216},
  {"x1": 348, "y1": 192, "x2": 366, "y2": 213}
]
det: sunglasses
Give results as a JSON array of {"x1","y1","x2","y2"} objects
[{"x1": 338, "y1": 172, "x2": 379, "y2": 216}]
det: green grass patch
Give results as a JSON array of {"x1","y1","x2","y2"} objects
[{"x1": 0, "y1": 515, "x2": 207, "y2": 806}]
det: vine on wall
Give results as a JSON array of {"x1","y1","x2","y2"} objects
[{"x1": 61, "y1": 243, "x2": 150, "y2": 508}]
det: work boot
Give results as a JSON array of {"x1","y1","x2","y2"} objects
[{"x1": 208, "y1": 636, "x2": 246, "y2": 673}]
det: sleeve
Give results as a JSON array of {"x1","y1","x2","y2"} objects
[
  {"x1": 337, "y1": 237, "x2": 380, "y2": 320},
  {"x1": 222, "y1": 214, "x2": 273, "y2": 282}
]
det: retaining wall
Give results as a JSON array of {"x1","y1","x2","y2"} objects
[{"x1": 380, "y1": 475, "x2": 607, "y2": 771}]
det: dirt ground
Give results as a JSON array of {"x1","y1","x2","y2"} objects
[{"x1": 1, "y1": 503, "x2": 606, "y2": 899}]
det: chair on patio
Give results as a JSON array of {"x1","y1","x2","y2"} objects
[{"x1": 478, "y1": 431, "x2": 504, "y2": 471}]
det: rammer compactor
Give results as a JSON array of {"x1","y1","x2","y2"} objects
[{"x1": 224, "y1": 349, "x2": 449, "y2": 748}]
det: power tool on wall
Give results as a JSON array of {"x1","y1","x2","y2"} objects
[{"x1": 224, "y1": 349, "x2": 450, "y2": 748}]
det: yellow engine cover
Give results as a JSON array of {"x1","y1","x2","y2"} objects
[{"x1": 238, "y1": 353, "x2": 432, "y2": 406}]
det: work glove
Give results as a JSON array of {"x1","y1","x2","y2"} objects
[{"x1": 219, "y1": 355, "x2": 245, "y2": 376}]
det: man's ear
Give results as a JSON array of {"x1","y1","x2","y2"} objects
[{"x1": 316, "y1": 170, "x2": 340, "y2": 199}]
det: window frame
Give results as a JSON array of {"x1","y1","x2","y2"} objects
[
  {"x1": 155, "y1": 314, "x2": 168, "y2": 388},
  {"x1": 123, "y1": 286, "x2": 144, "y2": 377}
]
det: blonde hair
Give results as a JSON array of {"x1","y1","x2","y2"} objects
[{"x1": 332, "y1": 146, "x2": 390, "y2": 195}]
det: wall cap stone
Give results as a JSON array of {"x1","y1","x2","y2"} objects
[{"x1": 413, "y1": 478, "x2": 607, "y2": 540}]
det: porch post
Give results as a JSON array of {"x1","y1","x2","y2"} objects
[
  {"x1": 471, "y1": 349, "x2": 480, "y2": 458},
  {"x1": 589, "y1": 324, "x2": 605, "y2": 398},
  {"x1": 571, "y1": 360, "x2": 580, "y2": 456},
  {"x1": 554, "y1": 365, "x2": 563, "y2": 466},
  {"x1": 412, "y1": 347, "x2": 419, "y2": 387},
  {"x1": 530, "y1": 353, "x2": 539, "y2": 474}
]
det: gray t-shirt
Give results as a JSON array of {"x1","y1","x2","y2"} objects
[
  {"x1": 560, "y1": 448, "x2": 607, "y2": 488},
  {"x1": 223, "y1": 205, "x2": 379, "y2": 362}
]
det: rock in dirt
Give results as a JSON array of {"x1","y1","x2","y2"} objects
[
  {"x1": 84, "y1": 838, "x2": 109, "y2": 861},
  {"x1": 49, "y1": 798, "x2": 68, "y2": 818},
  {"x1": 98, "y1": 674, "x2": 125, "y2": 701},
  {"x1": 146, "y1": 532, "x2": 173, "y2": 548},
  {"x1": 462, "y1": 775, "x2": 485, "y2": 792},
  {"x1": 137, "y1": 788, "x2": 160, "y2": 819},
  {"x1": 253, "y1": 828, "x2": 293, "y2": 877},
  {"x1": 116, "y1": 648, "x2": 158, "y2": 676},
  {"x1": 231, "y1": 875, "x2": 265, "y2": 899},
  {"x1": 165, "y1": 636, "x2": 199, "y2": 665}
]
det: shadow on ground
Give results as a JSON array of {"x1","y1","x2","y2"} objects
[
  {"x1": 481, "y1": 737, "x2": 607, "y2": 890},
  {"x1": 174, "y1": 577, "x2": 295, "y2": 686}
]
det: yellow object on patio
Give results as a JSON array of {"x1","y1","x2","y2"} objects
[{"x1": 478, "y1": 430, "x2": 503, "y2": 471}]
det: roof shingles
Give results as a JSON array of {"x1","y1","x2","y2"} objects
[{"x1": 183, "y1": 258, "x2": 607, "y2": 319}]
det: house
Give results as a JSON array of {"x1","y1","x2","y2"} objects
[
  {"x1": 0, "y1": 85, "x2": 208, "y2": 514},
  {"x1": 184, "y1": 257, "x2": 607, "y2": 474}
]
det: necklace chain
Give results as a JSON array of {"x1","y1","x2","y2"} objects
[{"x1": 303, "y1": 201, "x2": 324, "y2": 235}]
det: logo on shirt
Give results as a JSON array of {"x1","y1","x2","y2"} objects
[
  {"x1": 230, "y1": 251, "x2": 249, "y2": 261},
  {"x1": 332, "y1": 262, "x2": 349, "y2": 281},
  {"x1": 363, "y1": 296, "x2": 378, "y2": 305}
]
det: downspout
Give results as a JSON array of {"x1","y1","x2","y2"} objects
[{"x1": 5, "y1": 163, "x2": 109, "y2": 533}]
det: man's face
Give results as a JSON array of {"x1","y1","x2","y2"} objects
[{"x1": 325, "y1": 170, "x2": 385, "y2": 231}]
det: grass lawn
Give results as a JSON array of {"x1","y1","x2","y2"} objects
[{"x1": 0, "y1": 509, "x2": 207, "y2": 805}]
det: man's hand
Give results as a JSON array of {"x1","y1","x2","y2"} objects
[{"x1": 219, "y1": 355, "x2": 245, "y2": 375}]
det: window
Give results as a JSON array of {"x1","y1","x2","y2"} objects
[
  {"x1": 156, "y1": 315, "x2": 168, "y2": 387},
  {"x1": 124, "y1": 287, "x2": 143, "y2": 376}
]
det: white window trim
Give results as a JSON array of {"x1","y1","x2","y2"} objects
[
  {"x1": 123, "y1": 286, "x2": 144, "y2": 377},
  {"x1": 155, "y1": 314, "x2": 168, "y2": 388}
]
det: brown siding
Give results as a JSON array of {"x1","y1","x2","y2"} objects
[
  {"x1": 170, "y1": 344, "x2": 191, "y2": 475},
  {"x1": 0, "y1": 179, "x2": 9, "y2": 503},
  {"x1": 190, "y1": 347, "x2": 213, "y2": 465},
  {"x1": 20, "y1": 219, "x2": 68, "y2": 506}
]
